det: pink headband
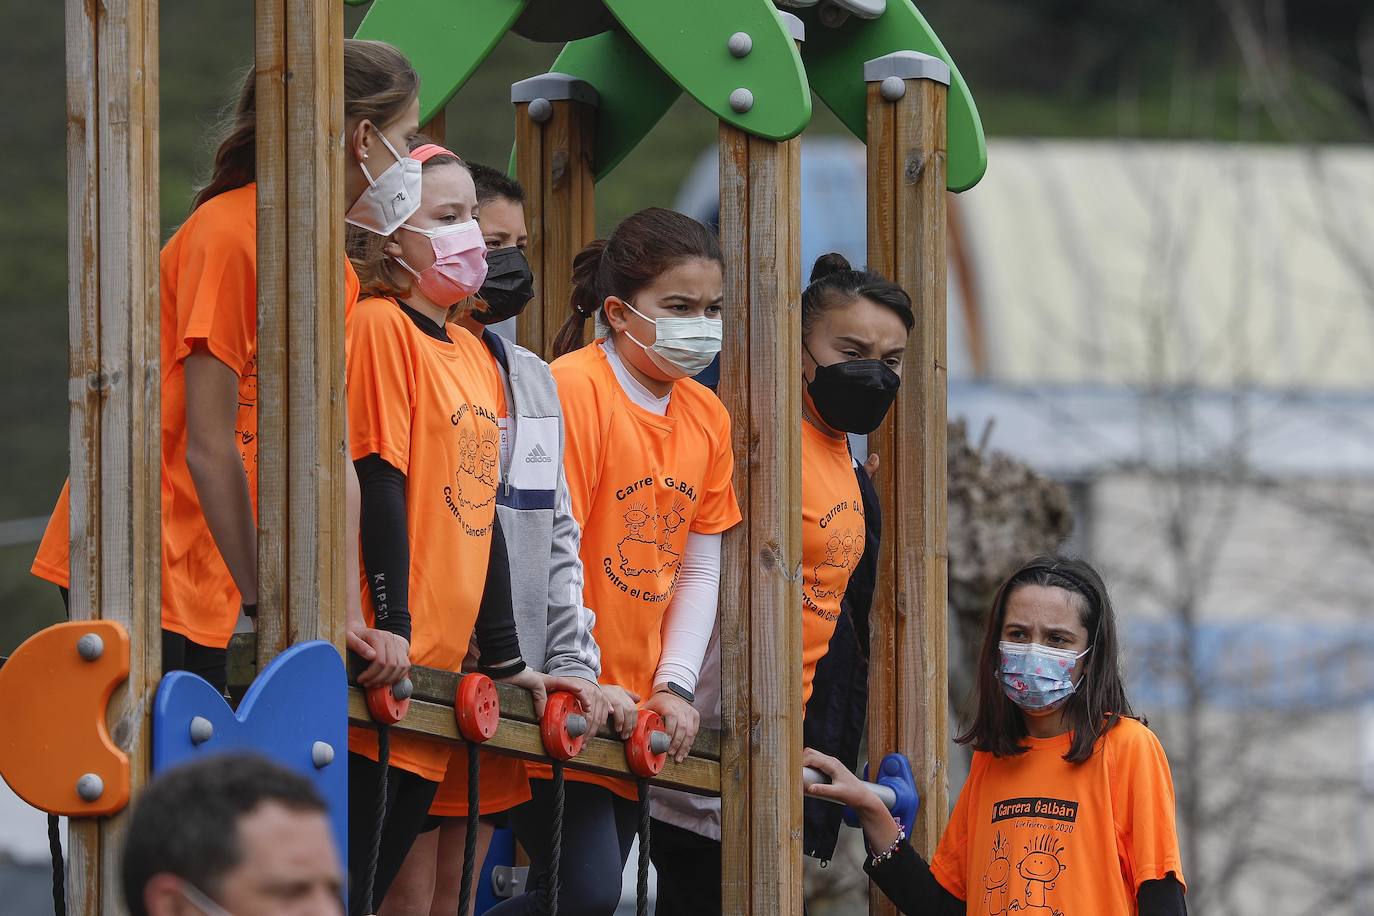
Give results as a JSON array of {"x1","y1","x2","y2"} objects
[{"x1": 409, "y1": 143, "x2": 459, "y2": 164}]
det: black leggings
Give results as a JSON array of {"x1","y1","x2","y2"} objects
[
  {"x1": 161, "y1": 630, "x2": 228, "y2": 695},
  {"x1": 648, "y1": 818, "x2": 722, "y2": 915},
  {"x1": 485, "y1": 779, "x2": 640, "y2": 916},
  {"x1": 61, "y1": 585, "x2": 228, "y2": 695},
  {"x1": 347, "y1": 751, "x2": 440, "y2": 916}
]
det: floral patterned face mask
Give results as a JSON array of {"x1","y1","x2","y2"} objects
[{"x1": 998, "y1": 641, "x2": 1092, "y2": 711}]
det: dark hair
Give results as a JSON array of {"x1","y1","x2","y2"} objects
[
  {"x1": 468, "y1": 161, "x2": 525, "y2": 207},
  {"x1": 552, "y1": 207, "x2": 722, "y2": 358},
  {"x1": 121, "y1": 753, "x2": 328, "y2": 915},
  {"x1": 192, "y1": 39, "x2": 418, "y2": 212},
  {"x1": 346, "y1": 135, "x2": 468, "y2": 300},
  {"x1": 957, "y1": 555, "x2": 1135, "y2": 764},
  {"x1": 801, "y1": 252, "x2": 914, "y2": 338}
]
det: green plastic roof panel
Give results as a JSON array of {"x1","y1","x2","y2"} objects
[
  {"x1": 542, "y1": 29, "x2": 683, "y2": 181},
  {"x1": 602, "y1": 0, "x2": 812, "y2": 142},
  {"x1": 354, "y1": 0, "x2": 529, "y2": 123},
  {"x1": 799, "y1": 0, "x2": 986, "y2": 191}
]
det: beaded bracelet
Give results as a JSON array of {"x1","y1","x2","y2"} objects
[{"x1": 870, "y1": 826, "x2": 908, "y2": 866}]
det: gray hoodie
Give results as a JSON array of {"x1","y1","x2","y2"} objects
[{"x1": 482, "y1": 330, "x2": 601, "y2": 681}]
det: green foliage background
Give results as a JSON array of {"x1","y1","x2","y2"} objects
[{"x1": 3, "y1": 1, "x2": 1370, "y2": 652}]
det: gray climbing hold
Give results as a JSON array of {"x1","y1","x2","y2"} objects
[
  {"x1": 818, "y1": 1, "x2": 849, "y2": 28},
  {"x1": 76, "y1": 633, "x2": 103, "y2": 662},
  {"x1": 649, "y1": 731, "x2": 671, "y2": 755},
  {"x1": 76, "y1": 773, "x2": 104, "y2": 802},
  {"x1": 880, "y1": 76, "x2": 906, "y2": 102},
  {"x1": 565, "y1": 713, "x2": 589, "y2": 739},
  {"x1": 778, "y1": 11, "x2": 806, "y2": 43},
  {"x1": 189, "y1": 716, "x2": 214, "y2": 746},
  {"x1": 392, "y1": 678, "x2": 414, "y2": 701},
  {"x1": 528, "y1": 98, "x2": 553, "y2": 124},
  {"x1": 729, "y1": 88, "x2": 754, "y2": 114},
  {"x1": 312, "y1": 741, "x2": 335, "y2": 768},
  {"x1": 727, "y1": 32, "x2": 753, "y2": 58}
]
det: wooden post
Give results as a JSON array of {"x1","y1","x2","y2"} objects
[
  {"x1": 64, "y1": 0, "x2": 160, "y2": 909},
  {"x1": 511, "y1": 74, "x2": 598, "y2": 360},
  {"x1": 420, "y1": 106, "x2": 447, "y2": 146},
  {"x1": 718, "y1": 125, "x2": 804, "y2": 916},
  {"x1": 864, "y1": 51, "x2": 952, "y2": 903},
  {"x1": 255, "y1": 0, "x2": 347, "y2": 668}
]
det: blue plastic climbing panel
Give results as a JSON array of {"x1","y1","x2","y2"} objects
[{"x1": 152, "y1": 640, "x2": 349, "y2": 862}]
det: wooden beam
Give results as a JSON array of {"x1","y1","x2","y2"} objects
[
  {"x1": 404, "y1": 665, "x2": 723, "y2": 761},
  {"x1": 256, "y1": 0, "x2": 347, "y2": 668},
  {"x1": 512, "y1": 75, "x2": 598, "y2": 360},
  {"x1": 864, "y1": 54, "x2": 952, "y2": 902},
  {"x1": 718, "y1": 124, "x2": 804, "y2": 916},
  {"x1": 345, "y1": 691, "x2": 721, "y2": 795},
  {"x1": 64, "y1": 0, "x2": 161, "y2": 909}
]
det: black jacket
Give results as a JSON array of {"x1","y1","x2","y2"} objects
[{"x1": 802, "y1": 457, "x2": 881, "y2": 862}]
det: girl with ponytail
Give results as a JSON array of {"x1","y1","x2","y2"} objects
[{"x1": 486, "y1": 208, "x2": 741, "y2": 916}]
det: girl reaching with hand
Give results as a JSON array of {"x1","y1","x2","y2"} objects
[{"x1": 806, "y1": 556, "x2": 1187, "y2": 916}]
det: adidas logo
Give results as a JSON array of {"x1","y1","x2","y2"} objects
[{"x1": 525, "y1": 443, "x2": 553, "y2": 464}]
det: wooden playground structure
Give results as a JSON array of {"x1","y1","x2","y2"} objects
[{"x1": 23, "y1": 0, "x2": 986, "y2": 912}]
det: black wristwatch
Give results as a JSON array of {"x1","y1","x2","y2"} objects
[
  {"x1": 656, "y1": 681, "x2": 694, "y2": 704},
  {"x1": 241, "y1": 602, "x2": 258, "y2": 619}
]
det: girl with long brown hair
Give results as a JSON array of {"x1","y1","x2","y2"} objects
[
  {"x1": 806, "y1": 556, "x2": 1187, "y2": 915},
  {"x1": 30, "y1": 39, "x2": 419, "y2": 697}
]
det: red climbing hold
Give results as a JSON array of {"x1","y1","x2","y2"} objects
[{"x1": 454, "y1": 673, "x2": 500, "y2": 742}]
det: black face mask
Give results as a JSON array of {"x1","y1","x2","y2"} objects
[
  {"x1": 473, "y1": 246, "x2": 535, "y2": 325},
  {"x1": 804, "y1": 346, "x2": 901, "y2": 434}
]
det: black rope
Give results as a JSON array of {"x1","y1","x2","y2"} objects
[
  {"x1": 636, "y1": 778, "x2": 651, "y2": 916},
  {"x1": 543, "y1": 761, "x2": 565, "y2": 916},
  {"x1": 361, "y1": 724, "x2": 390, "y2": 916},
  {"x1": 47, "y1": 814, "x2": 64, "y2": 916},
  {"x1": 457, "y1": 741, "x2": 480, "y2": 916}
]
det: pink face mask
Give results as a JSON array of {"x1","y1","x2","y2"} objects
[{"x1": 395, "y1": 219, "x2": 488, "y2": 306}]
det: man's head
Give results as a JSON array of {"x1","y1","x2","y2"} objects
[{"x1": 122, "y1": 753, "x2": 342, "y2": 916}]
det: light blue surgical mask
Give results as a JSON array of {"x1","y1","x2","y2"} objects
[{"x1": 998, "y1": 641, "x2": 1091, "y2": 711}]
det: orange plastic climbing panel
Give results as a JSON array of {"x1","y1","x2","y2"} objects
[{"x1": 0, "y1": 620, "x2": 130, "y2": 816}]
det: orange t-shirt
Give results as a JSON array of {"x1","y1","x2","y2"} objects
[
  {"x1": 430, "y1": 745, "x2": 530, "y2": 818},
  {"x1": 344, "y1": 299, "x2": 503, "y2": 782},
  {"x1": 531, "y1": 343, "x2": 741, "y2": 798},
  {"x1": 30, "y1": 184, "x2": 361, "y2": 650},
  {"x1": 800, "y1": 421, "x2": 864, "y2": 707},
  {"x1": 931, "y1": 717, "x2": 1186, "y2": 914},
  {"x1": 430, "y1": 343, "x2": 529, "y2": 815}
]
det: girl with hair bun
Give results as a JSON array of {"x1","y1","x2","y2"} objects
[
  {"x1": 486, "y1": 208, "x2": 741, "y2": 916},
  {"x1": 648, "y1": 252, "x2": 916, "y2": 911}
]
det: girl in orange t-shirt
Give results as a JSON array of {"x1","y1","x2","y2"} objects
[
  {"x1": 29, "y1": 39, "x2": 420, "y2": 695},
  {"x1": 807, "y1": 557, "x2": 1188, "y2": 915},
  {"x1": 795, "y1": 253, "x2": 913, "y2": 708},
  {"x1": 344, "y1": 143, "x2": 585, "y2": 914},
  {"x1": 485, "y1": 208, "x2": 741, "y2": 916}
]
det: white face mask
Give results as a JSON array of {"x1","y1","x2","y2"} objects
[
  {"x1": 619, "y1": 299, "x2": 722, "y2": 379},
  {"x1": 344, "y1": 127, "x2": 422, "y2": 237}
]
